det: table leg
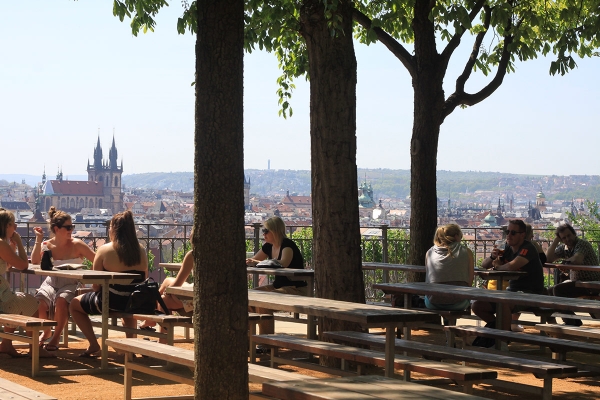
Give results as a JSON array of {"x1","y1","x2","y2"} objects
[
  {"x1": 252, "y1": 273, "x2": 259, "y2": 289},
  {"x1": 307, "y1": 277, "x2": 314, "y2": 297},
  {"x1": 307, "y1": 313, "x2": 316, "y2": 340},
  {"x1": 101, "y1": 280, "x2": 109, "y2": 370},
  {"x1": 385, "y1": 324, "x2": 395, "y2": 378}
]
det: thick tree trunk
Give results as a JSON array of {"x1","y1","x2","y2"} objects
[
  {"x1": 300, "y1": 0, "x2": 365, "y2": 327},
  {"x1": 194, "y1": 1, "x2": 247, "y2": 399},
  {"x1": 407, "y1": 2, "x2": 445, "y2": 276}
]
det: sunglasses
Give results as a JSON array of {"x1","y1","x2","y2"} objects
[
  {"x1": 61, "y1": 224, "x2": 75, "y2": 231},
  {"x1": 261, "y1": 228, "x2": 269, "y2": 234},
  {"x1": 506, "y1": 230, "x2": 524, "y2": 236}
]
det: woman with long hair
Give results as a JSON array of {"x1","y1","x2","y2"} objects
[
  {"x1": 69, "y1": 210, "x2": 148, "y2": 357},
  {"x1": 246, "y1": 216, "x2": 307, "y2": 336},
  {"x1": 31, "y1": 206, "x2": 95, "y2": 351},
  {"x1": 0, "y1": 208, "x2": 54, "y2": 358},
  {"x1": 424, "y1": 224, "x2": 474, "y2": 311}
]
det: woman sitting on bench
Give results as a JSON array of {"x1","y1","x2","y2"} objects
[
  {"x1": 30, "y1": 206, "x2": 96, "y2": 352},
  {"x1": 424, "y1": 224, "x2": 474, "y2": 312},
  {"x1": 69, "y1": 210, "x2": 148, "y2": 357},
  {"x1": 0, "y1": 208, "x2": 54, "y2": 358}
]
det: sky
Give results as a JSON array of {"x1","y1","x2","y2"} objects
[{"x1": 1, "y1": 1, "x2": 599, "y2": 179}]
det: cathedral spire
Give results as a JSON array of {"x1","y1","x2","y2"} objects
[{"x1": 109, "y1": 134, "x2": 118, "y2": 170}]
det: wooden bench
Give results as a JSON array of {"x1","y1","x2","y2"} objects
[
  {"x1": 445, "y1": 325, "x2": 600, "y2": 361},
  {"x1": 92, "y1": 312, "x2": 193, "y2": 345},
  {"x1": 536, "y1": 324, "x2": 600, "y2": 340},
  {"x1": 262, "y1": 375, "x2": 489, "y2": 400},
  {"x1": 323, "y1": 330, "x2": 578, "y2": 400},
  {"x1": 252, "y1": 334, "x2": 496, "y2": 393},
  {"x1": 0, "y1": 377, "x2": 57, "y2": 400},
  {"x1": 0, "y1": 314, "x2": 57, "y2": 377},
  {"x1": 105, "y1": 338, "x2": 314, "y2": 400}
]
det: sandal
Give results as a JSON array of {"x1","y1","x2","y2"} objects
[
  {"x1": 140, "y1": 326, "x2": 156, "y2": 332},
  {"x1": 44, "y1": 344, "x2": 59, "y2": 352},
  {"x1": 79, "y1": 350, "x2": 100, "y2": 358}
]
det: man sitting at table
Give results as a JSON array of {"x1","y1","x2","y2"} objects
[
  {"x1": 546, "y1": 223, "x2": 600, "y2": 326},
  {"x1": 471, "y1": 219, "x2": 544, "y2": 347}
]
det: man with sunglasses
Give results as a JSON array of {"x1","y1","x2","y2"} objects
[
  {"x1": 471, "y1": 220, "x2": 544, "y2": 347},
  {"x1": 546, "y1": 223, "x2": 600, "y2": 326}
]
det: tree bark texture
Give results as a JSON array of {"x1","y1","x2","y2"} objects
[
  {"x1": 407, "y1": 2, "x2": 445, "y2": 275},
  {"x1": 300, "y1": 0, "x2": 365, "y2": 332},
  {"x1": 194, "y1": 1, "x2": 247, "y2": 399}
]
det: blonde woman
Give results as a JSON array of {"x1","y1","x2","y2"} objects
[
  {"x1": 424, "y1": 224, "x2": 474, "y2": 311},
  {"x1": 0, "y1": 208, "x2": 54, "y2": 358},
  {"x1": 246, "y1": 216, "x2": 307, "y2": 336}
]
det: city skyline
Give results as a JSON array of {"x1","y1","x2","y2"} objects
[{"x1": 2, "y1": 2, "x2": 600, "y2": 177}]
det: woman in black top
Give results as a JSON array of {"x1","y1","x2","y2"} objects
[{"x1": 246, "y1": 216, "x2": 307, "y2": 335}]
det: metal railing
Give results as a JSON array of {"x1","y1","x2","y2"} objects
[{"x1": 15, "y1": 221, "x2": 600, "y2": 300}]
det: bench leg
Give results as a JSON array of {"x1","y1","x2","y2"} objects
[
  {"x1": 542, "y1": 377, "x2": 553, "y2": 400},
  {"x1": 463, "y1": 383, "x2": 473, "y2": 394},
  {"x1": 249, "y1": 323, "x2": 257, "y2": 364},
  {"x1": 31, "y1": 328, "x2": 40, "y2": 377},
  {"x1": 124, "y1": 354, "x2": 133, "y2": 400}
]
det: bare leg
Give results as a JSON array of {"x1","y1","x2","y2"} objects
[
  {"x1": 45, "y1": 297, "x2": 69, "y2": 349},
  {"x1": 69, "y1": 296, "x2": 100, "y2": 355},
  {"x1": 122, "y1": 317, "x2": 136, "y2": 339},
  {"x1": 37, "y1": 299, "x2": 52, "y2": 343},
  {"x1": 471, "y1": 301, "x2": 496, "y2": 325}
]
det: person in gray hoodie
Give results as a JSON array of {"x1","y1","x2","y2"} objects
[{"x1": 424, "y1": 224, "x2": 474, "y2": 311}]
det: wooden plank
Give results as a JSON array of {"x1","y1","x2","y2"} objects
[
  {"x1": 323, "y1": 331, "x2": 577, "y2": 377},
  {"x1": 536, "y1": 324, "x2": 600, "y2": 340},
  {"x1": 0, "y1": 315, "x2": 57, "y2": 328},
  {"x1": 262, "y1": 376, "x2": 488, "y2": 400},
  {"x1": 106, "y1": 338, "x2": 194, "y2": 368},
  {"x1": 252, "y1": 334, "x2": 496, "y2": 382},
  {"x1": 0, "y1": 378, "x2": 56, "y2": 400}
]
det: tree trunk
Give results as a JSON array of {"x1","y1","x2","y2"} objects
[
  {"x1": 300, "y1": 0, "x2": 365, "y2": 332},
  {"x1": 194, "y1": 1, "x2": 247, "y2": 399},
  {"x1": 407, "y1": 2, "x2": 445, "y2": 278}
]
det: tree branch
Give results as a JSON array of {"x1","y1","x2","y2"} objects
[
  {"x1": 443, "y1": 9, "x2": 514, "y2": 120},
  {"x1": 352, "y1": 8, "x2": 416, "y2": 77},
  {"x1": 440, "y1": 0, "x2": 487, "y2": 63},
  {"x1": 454, "y1": 5, "x2": 491, "y2": 94}
]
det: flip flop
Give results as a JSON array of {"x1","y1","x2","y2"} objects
[
  {"x1": 0, "y1": 349, "x2": 27, "y2": 358},
  {"x1": 79, "y1": 350, "x2": 100, "y2": 358},
  {"x1": 44, "y1": 344, "x2": 59, "y2": 352},
  {"x1": 139, "y1": 326, "x2": 156, "y2": 332}
]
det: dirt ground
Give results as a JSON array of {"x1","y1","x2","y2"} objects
[{"x1": 1, "y1": 326, "x2": 600, "y2": 400}]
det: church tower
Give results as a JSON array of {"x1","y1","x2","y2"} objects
[{"x1": 86, "y1": 135, "x2": 123, "y2": 213}]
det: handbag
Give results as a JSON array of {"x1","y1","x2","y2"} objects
[{"x1": 124, "y1": 278, "x2": 170, "y2": 315}]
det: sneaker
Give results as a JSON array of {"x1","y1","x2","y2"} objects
[
  {"x1": 255, "y1": 345, "x2": 270, "y2": 355},
  {"x1": 511, "y1": 324, "x2": 524, "y2": 332}
]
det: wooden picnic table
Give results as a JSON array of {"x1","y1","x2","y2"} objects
[
  {"x1": 544, "y1": 263, "x2": 600, "y2": 272},
  {"x1": 362, "y1": 263, "x2": 525, "y2": 291},
  {"x1": 246, "y1": 266, "x2": 314, "y2": 296},
  {"x1": 166, "y1": 286, "x2": 439, "y2": 377},
  {"x1": 374, "y1": 282, "x2": 600, "y2": 332},
  {"x1": 11, "y1": 265, "x2": 138, "y2": 374},
  {"x1": 160, "y1": 263, "x2": 315, "y2": 296}
]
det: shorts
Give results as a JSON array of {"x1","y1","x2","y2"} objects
[{"x1": 35, "y1": 276, "x2": 79, "y2": 307}]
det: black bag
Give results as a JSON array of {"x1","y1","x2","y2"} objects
[
  {"x1": 40, "y1": 250, "x2": 54, "y2": 271},
  {"x1": 124, "y1": 278, "x2": 170, "y2": 315}
]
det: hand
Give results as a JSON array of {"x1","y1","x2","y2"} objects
[
  {"x1": 33, "y1": 227, "x2": 44, "y2": 241},
  {"x1": 246, "y1": 258, "x2": 257, "y2": 266},
  {"x1": 490, "y1": 248, "x2": 500, "y2": 259},
  {"x1": 10, "y1": 231, "x2": 22, "y2": 244}
]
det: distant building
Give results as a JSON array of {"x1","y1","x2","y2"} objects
[
  {"x1": 358, "y1": 180, "x2": 376, "y2": 209},
  {"x1": 39, "y1": 136, "x2": 124, "y2": 214}
]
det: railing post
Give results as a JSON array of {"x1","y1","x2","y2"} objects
[
  {"x1": 252, "y1": 223, "x2": 261, "y2": 254},
  {"x1": 380, "y1": 224, "x2": 389, "y2": 284}
]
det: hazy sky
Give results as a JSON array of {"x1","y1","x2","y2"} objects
[{"x1": 2, "y1": 2, "x2": 599, "y2": 179}]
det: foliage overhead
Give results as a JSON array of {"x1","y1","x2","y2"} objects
[{"x1": 351, "y1": 0, "x2": 600, "y2": 119}]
